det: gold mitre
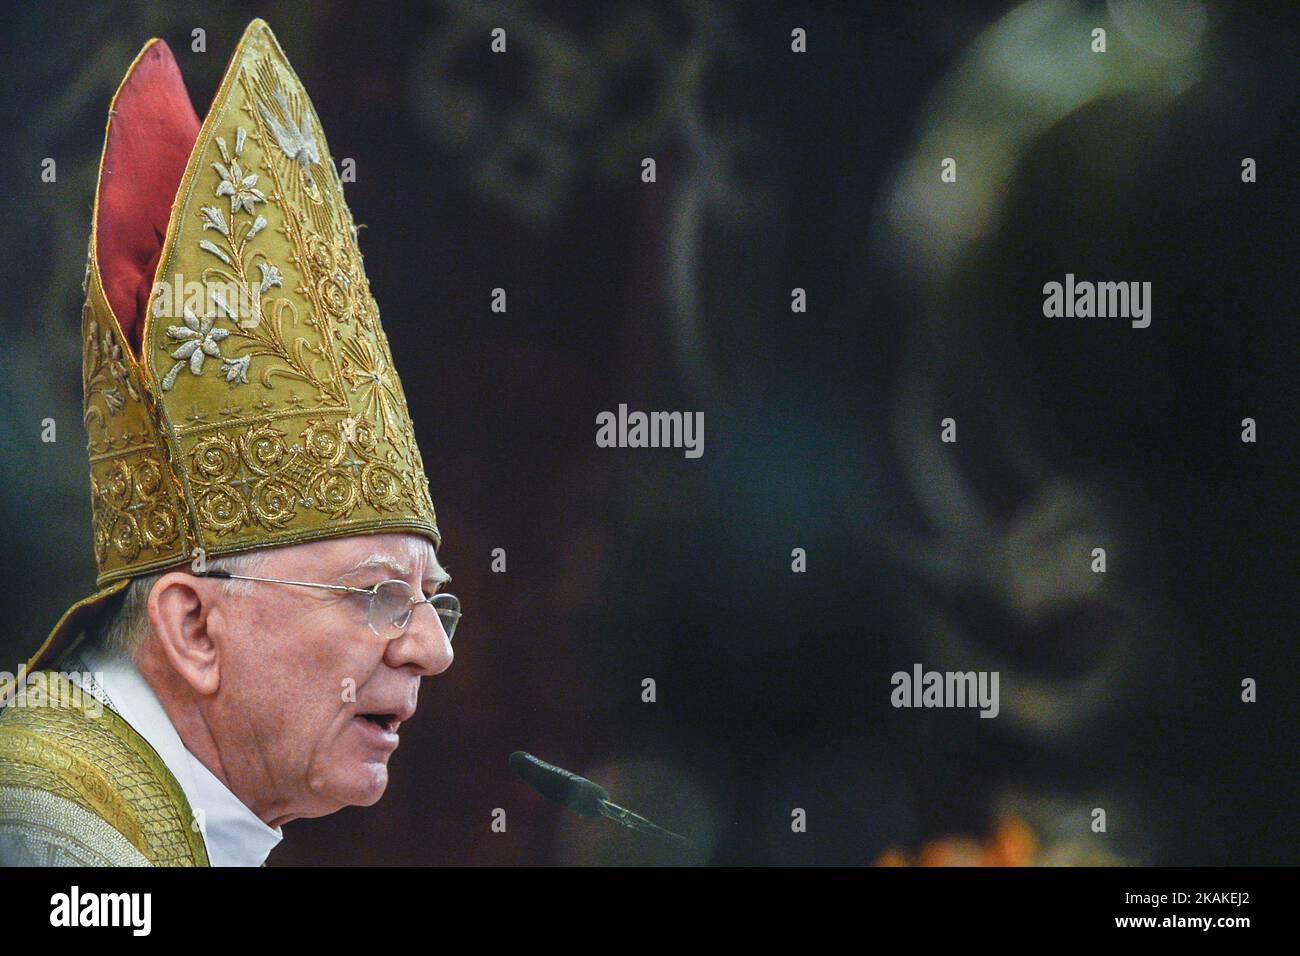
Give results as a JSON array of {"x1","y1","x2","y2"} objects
[{"x1": 29, "y1": 20, "x2": 439, "y2": 674}]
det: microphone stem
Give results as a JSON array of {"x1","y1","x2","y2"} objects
[{"x1": 597, "y1": 800, "x2": 692, "y2": 851}]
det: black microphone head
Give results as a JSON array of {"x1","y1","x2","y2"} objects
[{"x1": 510, "y1": 751, "x2": 609, "y2": 817}]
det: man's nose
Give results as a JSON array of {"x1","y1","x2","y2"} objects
[{"x1": 383, "y1": 603, "x2": 453, "y2": 676}]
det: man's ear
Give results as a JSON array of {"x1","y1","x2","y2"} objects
[{"x1": 147, "y1": 571, "x2": 223, "y2": 695}]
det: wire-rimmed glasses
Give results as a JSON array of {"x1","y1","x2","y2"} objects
[{"x1": 200, "y1": 569, "x2": 461, "y2": 640}]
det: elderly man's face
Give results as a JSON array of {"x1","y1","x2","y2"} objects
[{"x1": 205, "y1": 532, "x2": 452, "y2": 821}]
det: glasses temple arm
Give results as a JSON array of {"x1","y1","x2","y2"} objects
[{"x1": 198, "y1": 570, "x2": 372, "y2": 595}]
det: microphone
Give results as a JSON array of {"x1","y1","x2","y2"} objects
[
  {"x1": 509, "y1": 750, "x2": 609, "y2": 817},
  {"x1": 509, "y1": 751, "x2": 692, "y2": 852}
]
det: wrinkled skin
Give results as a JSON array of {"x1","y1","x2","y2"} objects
[{"x1": 140, "y1": 532, "x2": 453, "y2": 827}]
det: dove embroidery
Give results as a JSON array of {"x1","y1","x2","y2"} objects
[{"x1": 257, "y1": 88, "x2": 320, "y2": 189}]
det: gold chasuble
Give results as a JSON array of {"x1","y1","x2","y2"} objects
[
  {"x1": 0, "y1": 673, "x2": 208, "y2": 866},
  {"x1": 0, "y1": 18, "x2": 441, "y2": 865}
]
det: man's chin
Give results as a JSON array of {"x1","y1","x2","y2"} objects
[
  {"x1": 345, "y1": 762, "x2": 391, "y2": 807},
  {"x1": 316, "y1": 723, "x2": 400, "y2": 806},
  {"x1": 311, "y1": 757, "x2": 392, "y2": 809}
]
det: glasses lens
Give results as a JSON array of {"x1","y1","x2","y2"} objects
[
  {"x1": 368, "y1": 580, "x2": 415, "y2": 635},
  {"x1": 367, "y1": 583, "x2": 461, "y2": 641},
  {"x1": 432, "y1": 593, "x2": 461, "y2": 642}
]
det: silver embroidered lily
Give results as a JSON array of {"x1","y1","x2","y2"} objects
[
  {"x1": 257, "y1": 262, "x2": 283, "y2": 292},
  {"x1": 160, "y1": 308, "x2": 231, "y2": 389},
  {"x1": 214, "y1": 159, "x2": 265, "y2": 216},
  {"x1": 200, "y1": 205, "x2": 230, "y2": 236},
  {"x1": 211, "y1": 128, "x2": 264, "y2": 216},
  {"x1": 221, "y1": 354, "x2": 251, "y2": 383}
]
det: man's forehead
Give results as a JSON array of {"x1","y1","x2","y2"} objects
[
  {"x1": 274, "y1": 533, "x2": 441, "y2": 575},
  {"x1": 339, "y1": 535, "x2": 441, "y2": 574}
]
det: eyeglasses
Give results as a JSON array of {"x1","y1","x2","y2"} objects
[{"x1": 199, "y1": 569, "x2": 461, "y2": 640}]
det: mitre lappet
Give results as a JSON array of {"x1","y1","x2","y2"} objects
[{"x1": 28, "y1": 18, "x2": 440, "y2": 677}]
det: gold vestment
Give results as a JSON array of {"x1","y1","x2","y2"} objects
[{"x1": 0, "y1": 671, "x2": 208, "y2": 866}]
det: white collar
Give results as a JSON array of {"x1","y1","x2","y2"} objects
[{"x1": 70, "y1": 642, "x2": 284, "y2": 867}]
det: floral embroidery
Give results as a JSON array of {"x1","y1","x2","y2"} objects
[
  {"x1": 257, "y1": 262, "x2": 282, "y2": 291},
  {"x1": 161, "y1": 308, "x2": 231, "y2": 389},
  {"x1": 212, "y1": 134, "x2": 266, "y2": 215},
  {"x1": 159, "y1": 123, "x2": 343, "y2": 402},
  {"x1": 222, "y1": 354, "x2": 252, "y2": 383},
  {"x1": 84, "y1": 306, "x2": 141, "y2": 429}
]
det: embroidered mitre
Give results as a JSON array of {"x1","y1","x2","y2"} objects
[{"x1": 23, "y1": 18, "x2": 440, "y2": 676}]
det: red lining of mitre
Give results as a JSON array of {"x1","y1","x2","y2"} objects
[{"x1": 96, "y1": 40, "x2": 200, "y2": 357}]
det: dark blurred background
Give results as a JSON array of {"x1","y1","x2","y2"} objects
[{"x1": 0, "y1": 0, "x2": 1295, "y2": 865}]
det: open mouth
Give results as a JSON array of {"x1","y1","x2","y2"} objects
[{"x1": 358, "y1": 713, "x2": 398, "y2": 733}]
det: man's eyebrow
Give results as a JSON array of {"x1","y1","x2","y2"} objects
[
  {"x1": 341, "y1": 554, "x2": 413, "y2": 578},
  {"x1": 340, "y1": 552, "x2": 451, "y2": 585}
]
